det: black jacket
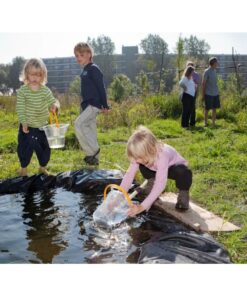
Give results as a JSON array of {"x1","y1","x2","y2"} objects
[{"x1": 80, "y1": 63, "x2": 108, "y2": 110}]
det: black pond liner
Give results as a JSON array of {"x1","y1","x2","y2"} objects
[{"x1": 0, "y1": 169, "x2": 230, "y2": 264}]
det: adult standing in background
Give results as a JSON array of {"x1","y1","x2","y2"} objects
[
  {"x1": 202, "y1": 57, "x2": 220, "y2": 127},
  {"x1": 186, "y1": 61, "x2": 200, "y2": 126},
  {"x1": 186, "y1": 61, "x2": 200, "y2": 96},
  {"x1": 179, "y1": 66, "x2": 196, "y2": 128}
]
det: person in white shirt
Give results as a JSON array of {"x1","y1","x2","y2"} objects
[{"x1": 179, "y1": 66, "x2": 197, "y2": 128}]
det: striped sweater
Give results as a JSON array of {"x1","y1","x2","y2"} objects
[{"x1": 16, "y1": 85, "x2": 56, "y2": 128}]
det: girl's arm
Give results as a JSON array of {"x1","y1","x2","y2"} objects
[
  {"x1": 141, "y1": 155, "x2": 169, "y2": 211},
  {"x1": 120, "y1": 162, "x2": 139, "y2": 193},
  {"x1": 46, "y1": 87, "x2": 59, "y2": 112}
]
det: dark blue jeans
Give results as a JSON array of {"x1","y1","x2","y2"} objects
[{"x1": 17, "y1": 125, "x2": 51, "y2": 168}]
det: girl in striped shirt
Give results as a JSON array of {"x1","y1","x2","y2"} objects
[{"x1": 16, "y1": 58, "x2": 59, "y2": 177}]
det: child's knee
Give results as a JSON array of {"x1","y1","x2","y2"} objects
[{"x1": 182, "y1": 167, "x2": 192, "y2": 182}]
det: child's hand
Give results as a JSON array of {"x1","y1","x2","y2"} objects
[
  {"x1": 22, "y1": 124, "x2": 29, "y2": 133},
  {"x1": 101, "y1": 107, "x2": 110, "y2": 114},
  {"x1": 50, "y1": 104, "x2": 58, "y2": 114},
  {"x1": 128, "y1": 204, "x2": 145, "y2": 217}
]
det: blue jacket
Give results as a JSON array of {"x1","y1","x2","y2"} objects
[{"x1": 80, "y1": 63, "x2": 108, "y2": 110}]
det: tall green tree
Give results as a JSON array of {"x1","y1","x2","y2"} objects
[
  {"x1": 8, "y1": 57, "x2": 25, "y2": 93},
  {"x1": 0, "y1": 64, "x2": 9, "y2": 93},
  {"x1": 140, "y1": 34, "x2": 169, "y2": 55},
  {"x1": 87, "y1": 35, "x2": 115, "y2": 55},
  {"x1": 184, "y1": 35, "x2": 210, "y2": 59},
  {"x1": 175, "y1": 35, "x2": 186, "y2": 81},
  {"x1": 135, "y1": 71, "x2": 150, "y2": 97},
  {"x1": 87, "y1": 35, "x2": 115, "y2": 86},
  {"x1": 139, "y1": 34, "x2": 169, "y2": 93}
]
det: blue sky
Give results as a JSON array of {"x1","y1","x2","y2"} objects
[{"x1": 1, "y1": 32, "x2": 247, "y2": 64}]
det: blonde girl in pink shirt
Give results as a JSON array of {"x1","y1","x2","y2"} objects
[{"x1": 120, "y1": 126, "x2": 192, "y2": 217}]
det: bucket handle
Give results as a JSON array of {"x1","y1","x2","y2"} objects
[
  {"x1": 103, "y1": 184, "x2": 133, "y2": 206},
  {"x1": 49, "y1": 111, "x2": 59, "y2": 128}
]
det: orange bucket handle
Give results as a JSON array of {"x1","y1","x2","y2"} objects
[
  {"x1": 103, "y1": 184, "x2": 133, "y2": 206},
  {"x1": 49, "y1": 111, "x2": 59, "y2": 128}
]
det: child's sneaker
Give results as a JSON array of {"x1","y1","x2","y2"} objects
[
  {"x1": 39, "y1": 167, "x2": 50, "y2": 176},
  {"x1": 84, "y1": 156, "x2": 99, "y2": 166},
  {"x1": 84, "y1": 148, "x2": 100, "y2": 166},
  {"x1": 175, "y1": 190, "x2": 190, "y2": 211}
]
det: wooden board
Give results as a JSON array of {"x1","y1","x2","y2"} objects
[{"x1": 155, "y1": 192, "x2": 241, "y2": 233}]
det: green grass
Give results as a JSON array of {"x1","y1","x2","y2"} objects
[{"x1": 0, "y1": 106, "x2": 247, "y2": 263}]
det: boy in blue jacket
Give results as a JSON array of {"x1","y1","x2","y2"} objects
[{"x1": 74, "y1": 42, "x2": 109, "y2": 165}]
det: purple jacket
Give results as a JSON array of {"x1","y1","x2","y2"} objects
[{"x1": 192, "y1": 71, "x2": 200, "y2": 86}]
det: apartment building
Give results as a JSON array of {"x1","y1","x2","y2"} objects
[{"x1": 43, "y1": 48, "x2": 247, "y2": 93}]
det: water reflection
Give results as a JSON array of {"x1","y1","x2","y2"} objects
[
  {"x1": 22, "y1": 190, "x2": 68, "y2": 263},
  {"x1": 1, "y1": 188, "x2": 229, "y2": 263}
]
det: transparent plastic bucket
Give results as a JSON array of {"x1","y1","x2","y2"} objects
[{"x1": 42, "y1": 123, "x2": 69, "y2": 149}]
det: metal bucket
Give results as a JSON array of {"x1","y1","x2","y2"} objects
[{"x1": 42, "y1": 123, "x2": 69, "y2": 148}]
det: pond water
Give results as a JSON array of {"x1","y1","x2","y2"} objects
[
  {"x1": 0, "y1": 170, "x2": 231, "y2": 264},
  {"x1": 0, "y1": 188, "x2": 176, "y2": 263}
]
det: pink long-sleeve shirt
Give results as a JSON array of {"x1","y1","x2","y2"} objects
[{"x1": 120, "y1": 144, "x2": 188, "y2": 211}]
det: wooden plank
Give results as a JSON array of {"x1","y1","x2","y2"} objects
[{"x1": 155, "y1": 192, "x2": 241, "y2": 233}]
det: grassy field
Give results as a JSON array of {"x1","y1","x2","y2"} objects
[{"x1": 0, "y1": 96, "x2": 247, "y2": 263}]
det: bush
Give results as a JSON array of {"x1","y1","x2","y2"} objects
[
  {"x1": 97, "y1": 103, "x2": 123, "y2": 130},
  {"x1": 145, "y1": 93, "x2": 182, "y2": 118},
  {"x1": 0, "y1": 95, "x2": 16, "y2": 113},
  {"x1": 216, "y1": 96, "x2": 238, "y2": 123},
  {"x1": 97, "y1": 98, "x2": 160, "y2": 130},
  {"x1": 108, "y1": 74, "x2": 134, "y2": 102},
  {"x1": 128, "y1": 102, "x2": 160, "y2": 127},
  {"x1": 236, "y1": 111, "x2": 247, "y2": 132},
  {"x1": 195, "y1": 109, "x2": 204, "y2": 122}
]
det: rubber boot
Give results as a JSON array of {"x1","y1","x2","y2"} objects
[{"x1": 175, "y1": 190, "x2": 190, "y2": 211}]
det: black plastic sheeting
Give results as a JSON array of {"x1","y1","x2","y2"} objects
[
  {"x1": 138, "y1": 232, "x2": 229, "y2": 264},
  {"x1": 0, "y1": 169, "x2": 231, "y2": 264},
  {"x1": 0, "y1": 169, "x2": 123, "y2": 195}
]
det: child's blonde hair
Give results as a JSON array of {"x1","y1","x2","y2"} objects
[
  {"x1": 127, "y1": 126, "x2": 162, "y2": 166},
  {"x1": 74, "y1": 42, "x2": 93, "y2": 62},
  {"x1": 20, "y1": 58, "x2": 47, "y2": 85}
]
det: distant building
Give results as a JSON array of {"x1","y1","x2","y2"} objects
[
  {"x1": 43, "y1": 48, "x2": 247, "y2": 93},
  {"x1": 122, "y1": 46, "x2": 139, "y2": 55},
  {"x1": 214, "y1": 54, "x2": 247, "y2": 84},
  {"x1": 43, "y1": 46, "x2": 140, "y2": 93},
  {"x1": 43, "y1": 57, "x2": 81, "y2": 93}
]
